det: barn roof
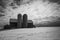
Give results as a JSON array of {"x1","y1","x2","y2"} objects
[
  {"x1": 10, "y1": 19, "x2": 33, "y2": 23},
  {"x1": 10, "y1": 19, "x2": 17, "y2": 22}
]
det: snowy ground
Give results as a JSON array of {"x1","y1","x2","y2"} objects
[{"x1": 0, "y1": 27, "x2": 60, "y2": 40}]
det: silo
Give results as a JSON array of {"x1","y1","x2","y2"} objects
[
  {"x1": 22, "y1": 14, "x2": 28, "y2": 28},
  {"x1": 17, "y1": 14, "x2": 22, "y2": 28}
]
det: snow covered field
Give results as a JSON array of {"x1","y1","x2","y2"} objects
[{"x1": 0, "y1": 27, "x2": 60, "y2": 40}]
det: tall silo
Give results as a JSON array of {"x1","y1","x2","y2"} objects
[
  {"x1": 22, "y1": 14, "x2": 28, "y2": 28},
  {"x1": 17, "y1": 14, "x2": 22, "y2": 28}
]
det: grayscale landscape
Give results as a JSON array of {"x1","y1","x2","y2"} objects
[{"x1": 0, "y1": 0, "x2": 60, "y2": 40}]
